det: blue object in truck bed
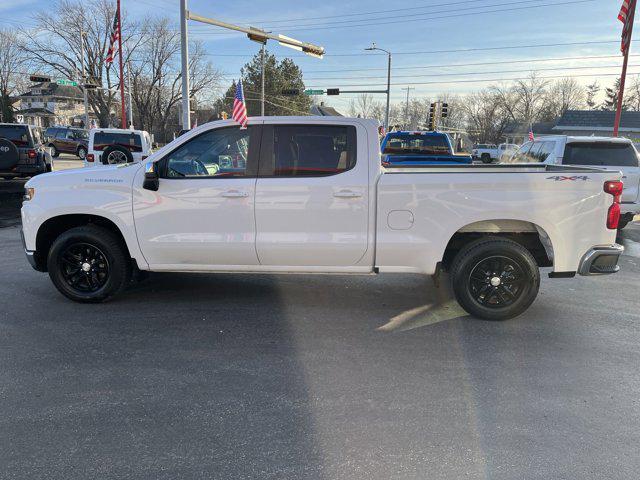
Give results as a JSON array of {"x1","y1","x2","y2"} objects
[{"x1": 381, "y1": 131, "x2": 472, "y2": 166}]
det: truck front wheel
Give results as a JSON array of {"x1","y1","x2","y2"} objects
[
  {"x1": 47, "y1": 225, "x2": 131, "y2": 303},
  {"x1": 450, "y1": 237, "x2": 540, "y2": 321}
]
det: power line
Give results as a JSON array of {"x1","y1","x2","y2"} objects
[
  {"x1": 188, "y1": 0, "x2": 596, "y2": 34},
  {"x1": 306, "y1": 71, "x2": 640, "y2": 89}
]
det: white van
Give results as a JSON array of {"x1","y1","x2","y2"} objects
[
  {"x1": 507, "y1": 135, "x2": 640, "y2": 228},
  {"x1": 85, "y1": 128, "x2": 153, "y2": 167}
]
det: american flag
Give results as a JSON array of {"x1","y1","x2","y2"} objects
[
  {"x1": 232, "y1": 80, "x2": 248, "y2": 129},
  {"x1": 528, "y1": 130, "x2": 534, "y2": 142},
  {"x1": 105, "y1": 9, "x2": 120, "y2": 66},
  {"x1": 619, "y1": 0, "x2": 634, "y2": 54}
]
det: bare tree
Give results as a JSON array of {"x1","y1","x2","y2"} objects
[
  {"x1": 348, "y1": 94, "x2": 379, "y2": 119},
  {"x1": 129, "y1": 18, "x2": 220, "y2": 141},
  {"x1": 21, "y1": 0, "x2": 143, "y2": 126},
  {"x1": 462, "y1": 90, "x2": 510, "y2": 143},
  {"x1": 586, "y1": 81, "x2": 600, "y2": 109},
  {"x1": 541, "y1": 78, "x2": 586, "y2": 120},
  {"x1": 490, "y1": 73, "x2": 549, "y2": 126},
  {"x1": 0, "y1": 28, "x2": 25, "y2": 122}
]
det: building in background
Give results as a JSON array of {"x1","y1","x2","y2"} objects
[
  {"x1": 552, "y1": 110, "x2": 640, "y2": 142},
  {"x1": 12, "y1": 82, "x2": 89, "y2": 128}
]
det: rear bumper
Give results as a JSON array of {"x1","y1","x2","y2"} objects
[{"x1": 578, "y1": 244, "x2": 624, "y2": 276}]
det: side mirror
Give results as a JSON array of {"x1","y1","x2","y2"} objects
[{"x1": 143, "y1": 161, "x2": 159, "y2": 191}]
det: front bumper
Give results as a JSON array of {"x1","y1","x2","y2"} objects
[
  {"x1": 578, "y1": 244, "x2": 624, "y2": 276},
  {"x1": 20, "y1": 229, "x2": 40, "y2": 271}
]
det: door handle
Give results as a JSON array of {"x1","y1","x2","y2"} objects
[
  {"x1": 334, "y1": 190, "x2": 362, "y2": 198},
  {"x1": 221, "y1": 190, "x2": 249, "y2": 198}
]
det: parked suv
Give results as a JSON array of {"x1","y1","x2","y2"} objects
[
  {"x1": 85, "y1": 128, "x2": 153, "y2": 167},
  {"x1": 0, "y1": 123, "x2": 52, "y2": 179},
  {"x1": 507, "y1": 135, "x2": 640, "y2": 228},
  {"x1": 44, "y1": 126, "x2": 89, "y2": 159}
]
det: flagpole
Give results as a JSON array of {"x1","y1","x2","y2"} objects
[
  {"x1": 614, "y1": 0, "x2": 636, "y2": 137},
  {"x1": 117, "y1": 0, "x2": 126, "y2": 129}
]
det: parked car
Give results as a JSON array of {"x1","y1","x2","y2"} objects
[
  {"x1": 0, "y1": 123, "x2": 52, "y2": 179},
  {"x1": 506, "y1": 135, "x2": 640, "y2": 229},
  {"x1": 472, "y1": 143, "x2": 498, "y2": 163},
  {"x1": 381, "y1": 131, "x2": 472, "y2": 166},
  {"x1": 22, "y1": 117, "x2": 623, "y2": 320},
  {"x1": 44, "y1": 126, "x2": 89, "y2": 159},
  {"x1": 85, "y1": 128, "x2": 153, "y2": 167}
]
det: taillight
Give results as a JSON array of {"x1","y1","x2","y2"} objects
[
  {"x1": 27, "y1": 149, "x2": 37, "y2": 159},
  {"x1": 604, "y1": 180, "x2": 623, "y2": 229},
  {"x1": 604, "y1": 180, "x2": 623, "y2": 203},
  {"x1": 86, "y1": 153, "x2": 94, "y2": 162},
  {"x1": 607, "y1": 203, "x2": 621, "y2": 229}
]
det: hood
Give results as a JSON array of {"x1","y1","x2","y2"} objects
[{"x1": 26, "y1": 162, "x2": 141, "y2": 189}]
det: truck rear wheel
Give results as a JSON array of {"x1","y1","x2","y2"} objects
[
  {"x1": 47, "y1": 225, "x2": 131, "y2": 303},
  {"x1": 480, "y1": 153, "x2": 492, "y2": 164},
  {"x1": 450, "y1": 237, "x2": 540, "y2": 321}
]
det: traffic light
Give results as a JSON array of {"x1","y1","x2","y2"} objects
[
  {"x1": 326, "y1": 88, "x2": 340, "y2": 96},
  {"x1": 29, "y1": 74, "x2": 51, "y2": 83},
  {"x1": 281, "y1": 89, "x2": 300, "y2": 96},
  {"x1": 428, "y1": 102, "x2": 437, "y2": 131},
  {"x1": 247, "y1": 27, "x2": 268, "y2": 44},
  {"x1": 441, "y1": 103, "x2": 449, "y2": 118}
]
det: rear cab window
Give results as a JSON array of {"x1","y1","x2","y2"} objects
[
  {"x1": 92, "y1": 131, "x2": 142, "y2": 152},
  {"x1": 0, "y1": 125, "x2": 32, "y2": 147},
  {"x1": 383, "y1": 133, "x2": 450, "y2": 155},
  {"x1": 563, "y1": 142, "x2": 639, "y2": 167}
]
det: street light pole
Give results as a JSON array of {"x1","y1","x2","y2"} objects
[
  {"x1": 402, "y1": 86, "x2": 414, "y2": 129},
  {"x1": 127, "y1": 61, "x2": 134, "y2": 129},
  {"x1": 366, "y1": 43, "x2": 391, "y2": 132},
  {"x1": 180, "y1": 0, "x2": 191, "y2": 130}
]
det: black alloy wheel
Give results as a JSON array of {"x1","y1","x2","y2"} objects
[
  {"x1": 58, "y1": 242, "x2": 110, "y2": 293},
  {"x1": 450, "y1": 237, "x2": 540, "y2": 321},
  {"x1": 47, "y1": 225, "x2": 131, "y2": 302},
  {"x1": 468, "y1": 255, "x2": 525, "y2": 308}
]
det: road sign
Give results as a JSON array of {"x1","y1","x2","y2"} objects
[
  {"x1": 304, "y1": 89, "x2": 324, "y2": 95},
  {"x1": 29, "y1": 75, "x2": 51, "y2": 83},
  {"x1": 56, "y1": 79, "x2": 78, "y2": 87},
  {"x1": 326, "y1": 88, "x2": 340, "y2": 96}
]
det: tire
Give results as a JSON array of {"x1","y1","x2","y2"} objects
[
  {"x1": 617, "y1": 220, "x2": 629, "y2": 230},
  {"x1": 102, "y1": 145, "x2": 133, "y2": 165},
  {"x1": 47, "y1": 225, "x2": 131, "y2": 303},
  {"x1": 2, "y1": 176, "x2": 16, "y2": 180},
  {"x1": 49, "y1": 144, "x2": 60, "y2": 158},
  {"x1": 77, "y1": 146, "x2": 87, "y2": 160},
  {"x1": 450, "y1": 237, "x2": 540, "y2": 321},
  {"x1": 480, "y1": 153, "x2": 492, "y2": 164}
]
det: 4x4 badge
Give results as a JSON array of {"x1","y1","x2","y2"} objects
[{"x1": 547, "y1": 175, "x2": 589, "y2": 181}]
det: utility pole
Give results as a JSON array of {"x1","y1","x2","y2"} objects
[
  {"x1": 365, "y1": 43, "x2": 391, "y2": 132},
  {"x1": 116, "y1": 0, "x2": 126, "y2": 129},
  {"x1": 261, "y1": 44, "x2": 266, "y2": 116},
  {"x1": 180, "y1": 0, "x2": 191, "y2": 130},
  {"x1": 614, "y1": 0, "x2": 636, "y2": 136},
  {"x1": 402, "y1": 86, "x2": 414, "y2": 129},
  {"x1": 79, "y1": 30, "x2": 90, "y2": 129}
]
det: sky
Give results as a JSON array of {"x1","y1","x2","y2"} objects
[{"x1": 2, "y1": 0, "x2": 637, "y2": 112}]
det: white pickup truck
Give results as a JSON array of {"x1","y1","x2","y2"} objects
[{"x1": 21, "y1": 117, "x2": 624, "y2": 320}]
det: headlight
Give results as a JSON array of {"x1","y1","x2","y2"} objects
[{"x1": 24, "y1": 187, "x2": 35, "y2": 201}]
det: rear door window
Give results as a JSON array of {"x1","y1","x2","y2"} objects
[
  {"x1": 0, "y1": 125, "x2": 31, "y2": 147},
  {"x1": 263, "y1": 125, "x2": 357, "y2": 177},
  {"x1": 563, "y1": 142, "x2": 639, "y2": 167}
]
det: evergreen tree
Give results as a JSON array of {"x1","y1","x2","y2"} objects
[
  {"x1": 601, "y1": 78, "x2": 635, "y2": 111},
  {"x1": 215, "y1": 51, "x2": 312, "y2": 117},
  {"x1": 585, "y1": 81, "x2": 599, "y2": 109}
]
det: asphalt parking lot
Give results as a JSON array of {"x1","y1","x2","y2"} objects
[{"x1": 1, "y1": 163, "x2": 639, "y2": 479}]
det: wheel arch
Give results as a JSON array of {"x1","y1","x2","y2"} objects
[
  {"x1": 34, "y1": 214, "x2": 135, "y2": 272},
  {"x1": 441, "y1": 219, "x2": 555, "y2": 271}
]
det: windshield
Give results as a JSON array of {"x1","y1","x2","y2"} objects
[
  {"x1": 383, "y1": 134, "x2": 450, "y2": 155},
  {"x1": 0, "y1": 125, "x2": 31, "y2": 147}
]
